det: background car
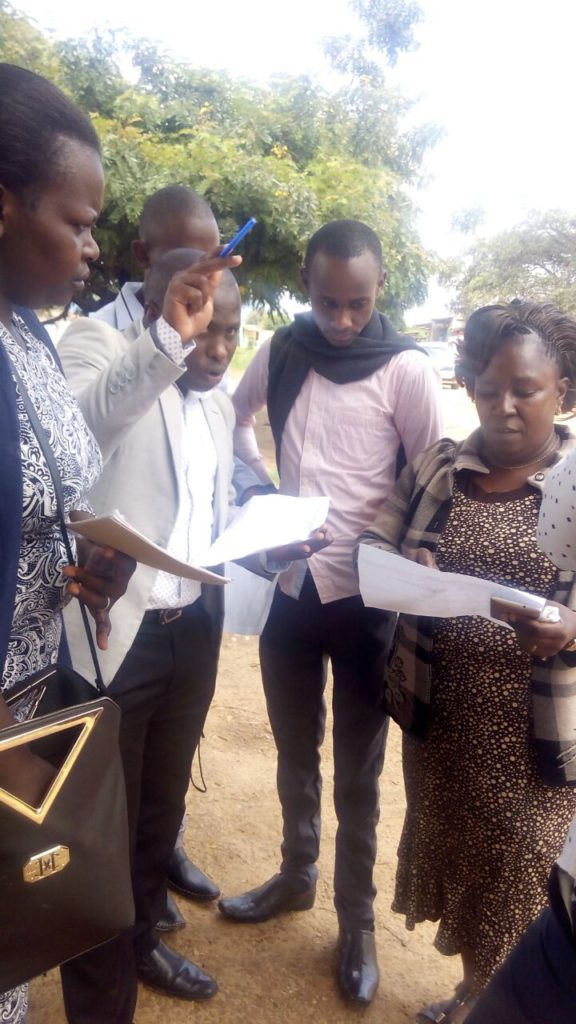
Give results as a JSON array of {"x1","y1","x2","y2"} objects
[{"x1": 420, "y1": 342, "x2": 459, "y2": 389}]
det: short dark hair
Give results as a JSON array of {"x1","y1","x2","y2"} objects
[
  {"x1": 139, "y1": 186, "x2": 215, "y2": 241},
  {"x1": 0, "y1": 63, "x2": 100, "y2": 204},
  {"x1": 303, "y1": 219, "x2": 383, "y2": 271},
  {"x1": 144, "y1": 247, "x2": 238, "y2": 309},
  {"x1": 457, "y1": 302, "x2": 576, "y2": 412}
]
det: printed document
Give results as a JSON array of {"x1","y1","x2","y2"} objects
[
  {"x1": 358, "y1": 545, "x2": 547, "y2": 621},
  {"x1": 70, "y1": 495, "x2": 330, "y2": 582}
]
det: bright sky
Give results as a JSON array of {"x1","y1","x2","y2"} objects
[{"x1": 15, "y1": 0, "x2": 576, "y2": 317}]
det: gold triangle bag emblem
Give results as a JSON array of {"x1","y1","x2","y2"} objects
[{"x1": 0, "y1": 705, "x2": 101, "y2": 825}]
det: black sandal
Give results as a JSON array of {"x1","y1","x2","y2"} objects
[{"x1": 415, "y1": 983, "x2": 473, "y2": 1023}]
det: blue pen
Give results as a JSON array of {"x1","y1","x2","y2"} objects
[{"x1": 220, "y1": 217, "x2": 257, "y2": 257}]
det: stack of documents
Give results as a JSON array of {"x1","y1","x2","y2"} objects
[{"x1": 70, "y1": 494, "x2": 330, "y2": 584}]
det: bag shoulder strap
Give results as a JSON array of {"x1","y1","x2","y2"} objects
[{"x1": 9, "y1": 359, "x2": 106, "y2": 694}]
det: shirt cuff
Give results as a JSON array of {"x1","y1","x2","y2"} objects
[
  {"x1": 150, "y1": 317, "x2": 196, "y2": 366},
  {"x1": 259, "y1": 550, "x2": 292, "y2": 575}
]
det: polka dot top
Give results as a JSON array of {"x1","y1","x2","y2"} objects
[{"x1": 537, "y1": 447, "x2": 576, "y2": 572}]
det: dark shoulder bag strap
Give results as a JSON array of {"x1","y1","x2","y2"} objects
[{"x1": 9, "y1": 361, "x2": 106, "y2": 694}]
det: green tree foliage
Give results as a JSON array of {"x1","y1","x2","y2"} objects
[
  {"x1": 54, "y1": 33, "x2": 126, "y2": 117},
  {"x1": 443, "y1": 210, "x2": 576, "y2": 317},
  {"x1": 0, "y1": 0, "x2": 61, "y2": 80},
  {"x1": 450, "y1": 205, "x2": 486, "y2": 237},
  {"x1": 354, "y1": 0, "x2": 423, "y2": 63},
  {"x1": 324, "y1": 0, "x2": 422, "y2": 77},
  {"x1": 0, "y1": 0, "x2": 436, "y2": 321}
]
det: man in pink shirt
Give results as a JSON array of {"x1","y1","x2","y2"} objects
[{"x1": 218, "y1": 220, "x2": 443, "y2": 1004}]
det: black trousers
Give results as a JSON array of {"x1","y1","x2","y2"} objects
[
  {"x1": 60, "y1": 599, "x2": 219, "y2": 1024},
  {"x1": 467, "y1": 870, "x2": 576, "y2": 1024},
  {"x1": 260, "y1": 574, "x2": 394, "y2": 930}
]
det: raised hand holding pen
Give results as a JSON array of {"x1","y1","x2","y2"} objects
[
  {"x1": 219, "y1": 218, "x2": 257, "y2": 257},
  {"x1": 162, "y1": 252, "x2": 241, "y2": 343}
]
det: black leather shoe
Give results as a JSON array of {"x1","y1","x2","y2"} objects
[
  {"x1": 337, "y1": 928, "x2": 379, "y2": 1005},
  {"x1": 155, "y1": 892, "x2": 186, "y2": 933},
  {"x1": 137, "y1": 939, "x2": 218, "y2": 1001},
  {"x1": 167, "y1": 848, "x2": 220, "y2": 901},
  {"x1": 218, "y1": 873, "x2": 316, "y2": 923}
]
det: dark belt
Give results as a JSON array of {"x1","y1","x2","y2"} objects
[{"x1": 143, "y1": 608, "x2": 184, "y2": 626}]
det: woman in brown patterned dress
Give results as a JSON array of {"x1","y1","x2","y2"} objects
[{"x1": 360, "y1": 302, "x2": 576, "y2": 1023}]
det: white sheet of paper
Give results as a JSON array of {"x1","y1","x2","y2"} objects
[
  {"x1": 70, "y1": 512, "x2": 228, "y2": 585},
  {"x1": 222, "y1": 562, "x2": 276, "y2": 636},
  {"x1": 198, "y1": 494, "x2": 330, "y2": 566},
  {"x1": 357, "y1": 545, "x2": 547, "y2": 621}
]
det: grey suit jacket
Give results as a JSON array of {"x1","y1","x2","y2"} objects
[{"x1": 59, "y1": 316, "x2": 235, "y2": 685}]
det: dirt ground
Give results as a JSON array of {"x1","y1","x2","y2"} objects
[
  {"x1": 28, "y1": 664, "x2": 460, "y2": 1024},
  {"x1": 29, "y1": 388, "x2": 479, "y2": 1024}
]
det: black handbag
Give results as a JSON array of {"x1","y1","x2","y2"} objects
[
  {"x1": 0, "y1": 698, "x2": 134, "y2": 990},
  {"x1": 0, "y1": 359, "x2": 134, "y2": 990},
  {"x1": 5, "y1": 662, "x2": 108, "y2": 766}
]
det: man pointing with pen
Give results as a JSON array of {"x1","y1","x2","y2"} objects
[{"x1": 58, "y1": 247, "x2": 329, "y2": 1023}]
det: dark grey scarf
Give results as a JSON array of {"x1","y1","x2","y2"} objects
[{"x1": 267, "y1": 309, "x2": 420, "y2": 467}]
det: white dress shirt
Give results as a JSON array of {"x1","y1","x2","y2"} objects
[
  {"x1": 148, "y1": 389, "x2": 217, "y2": 609},
  {"x1": 141, "y1": 315, "x2": 217, "y2": 610}
]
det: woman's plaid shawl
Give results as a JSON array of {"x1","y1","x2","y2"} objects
[{"x1": 360, "y1": 426, "x2": 576, "y2": 786}]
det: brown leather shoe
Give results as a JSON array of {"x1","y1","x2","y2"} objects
[{"x1": 218, "y1": 873, "x2": 316, "y2": 923}]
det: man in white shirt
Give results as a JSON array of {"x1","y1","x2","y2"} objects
[
  {"x1": 60, "y1": 250, "x2": 241, "y2": 1020},
  {"x1": 58, "y1": 249, "x2": 328, "y2": 1023},
  {"x1": 90, "y1": 185, "x2": 226, "y2": 910}
]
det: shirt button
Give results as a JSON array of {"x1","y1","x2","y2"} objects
[
  {"x1": 535, "y1": 472, "x2": 545, "y2": 481},
  {"x1": 108, "y1": 382, "x2": 119, "y2": 394}
]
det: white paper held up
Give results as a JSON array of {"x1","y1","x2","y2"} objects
[
  {"x1": 198, "y1": 494, "x2": 330, "y2": 566},
  {"x1": 357, "y1": 545, "x2": 547, "y2": 621}
]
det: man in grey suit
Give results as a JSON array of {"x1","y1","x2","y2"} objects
[
  {"x1": 58, "y1": 249, "x2": 329, "y2": 1023},
  {"x1": 59, "y1": 250, "x2": 242, "y2": 1020},
  {"x1": 90, "y1": 185, "x2": 224, "y2": 908}
]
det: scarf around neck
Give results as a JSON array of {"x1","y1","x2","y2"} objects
[{"x1": 266, "y1": 309, "x2": 420, "y2": 467}]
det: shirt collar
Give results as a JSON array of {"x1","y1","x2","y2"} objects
[
  {"x1": 118, "y1": 282, "x2": 145, "y2": 326},
  {"x1": 178, "y1": 385, "x2": 211, "y2": 405}
]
